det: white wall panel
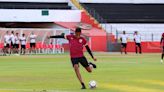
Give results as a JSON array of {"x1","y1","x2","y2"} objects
[{"x1": 0, "y1": 9, "x2": 81, "y2": 22}]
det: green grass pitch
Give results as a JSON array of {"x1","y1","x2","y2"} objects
[{"x1": 0, "y1": 53, "x2": 164, "y2": 92}]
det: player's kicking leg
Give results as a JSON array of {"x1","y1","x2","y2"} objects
[
  {"x1": 85, "y1": 62, "x2": 97, "y2": 72},
  {"x1": 79, "y1": 57, "x2": 97, "y2": 72}
]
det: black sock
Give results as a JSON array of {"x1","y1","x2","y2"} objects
[
  {"x1": 162, "y1": 54, "x2": 164, "y2": 60},
  {"x1": 81, "y1": 82, "x2": 85, "y2": 87}
]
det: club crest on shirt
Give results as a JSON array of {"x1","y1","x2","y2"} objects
[
  {"x1": 71, "y1": 37, "x2": 73, "y2": 40},
  {"x1": 79, "y1": 39, "x2": 83, "y2": 43}
]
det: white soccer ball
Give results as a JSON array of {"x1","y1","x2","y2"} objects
[{"x1": 89, "y1": 80, "x2": 97, "y2": 89}]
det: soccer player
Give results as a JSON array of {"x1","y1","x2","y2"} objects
[
  {"x1": 20, "y1": 34, "x2": 26, "y2": 55},
  {"x1": 3, "y1": 31, "x2": 10, "y2": 55},
  {"x1": 134, "y1": 31, "x2": 142, "y2": 54},
  {"x1": 10, "y1": 31, "x2": 16, "y2": 53},
  {"x1": 15, "y1": 33, "x2": 20, "y2": 54},
  {"x1": 160, "y1": 33, "x2": 164, "y2": 63},
  {"x1": 29, "y1": 32, "x2": 37, "y2": 54},
  {"x1": 48, "y1": 27, "x2": 97, "y2": 89},
  {"x1": 120, "y1": 31, "x2": 128, "y2": 54}
]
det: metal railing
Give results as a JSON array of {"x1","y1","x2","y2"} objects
[{"x1": 70, "y1": 0, "x2": 83, "y2": 10}]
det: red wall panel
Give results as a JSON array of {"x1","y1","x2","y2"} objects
[
  {"x1": 91, "y1": 36, "x2": 107, "y2": 51},
  {"x1": 126, "y1": 42, "x2": 161, "y2": 53}
]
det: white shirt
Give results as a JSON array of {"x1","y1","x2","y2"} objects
[
  {"x1": 15, "y1": 36, "x2": 19, "y2": 44},
  {"x1": 30, "y1": 34, "x2": 37, "y2": 43},
  {"x1": 121, "y1": 34, "x2": 128, "y2": 43},
  {"x1": 20, "y1": 36, "x2": 26, "y2": 45},
  {"x1": 134, "y1": 34, "x2": 141, "y2": 43},
  {"x1": 4, "y1": 34, "x2": 11, "y2": 44},
  {"x1": 10, "y1": 34, "x2": 15, "y2": 44}
]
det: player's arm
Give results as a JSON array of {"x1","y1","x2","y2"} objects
[
  {"x1": 85, "y1": 44, "x2": 97, "y2": 61},
  {"x1": 48, "y1": 33, "x2": 65, "y2": 39},
  {"x1": 49, "y1": 35, "x2": 65, "y2": 39}
]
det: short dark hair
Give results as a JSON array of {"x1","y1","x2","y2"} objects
[
  {"x1": 11, "y1": 31, "x2": 14, "y2": 34},
  {"x1": 75, "y1": 27, "x2": 81, "y2": 32}
]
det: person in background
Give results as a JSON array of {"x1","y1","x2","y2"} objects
[
  {"x1": 29, "y1": 32, "x2": 37, "y2": 54},
  {"x1": 10, "y1": 31, "x2": 16, "y2": 54},
  {"x1": 3, "y1": 31, "x2": 10, "y2": 55},
  {"x1": 20, "y1": 33, "x2": 26, "y2": 55},
  {"x1": 15, "y1": 33, "x2": 20, "y2": 54},
  {"x1": 120, "y1": 31, "x2": 128, "y2": 54},
  {"x1": 134, "y1": 31, "x2": 142, "y2": 54}
]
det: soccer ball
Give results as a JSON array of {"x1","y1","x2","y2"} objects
[{"x1": 89, "y1": 80, "x2": 97, "y2": 89}]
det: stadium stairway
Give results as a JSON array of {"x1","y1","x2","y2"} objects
[{"x1": 70, "y1": 0, "x2": 104, "y2": 30}]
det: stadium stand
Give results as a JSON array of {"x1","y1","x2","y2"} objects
[
  {"x1": 0, "y1": 2, "x2": 71, "y2": 9},
  {"x1": 78, "y1": 0, "x2": 164, "y2": 52},
  {"x1": 81, "y1": 3, "x2": 164, "y2": 23}
]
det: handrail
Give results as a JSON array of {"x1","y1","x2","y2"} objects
[{"x1": 70, "y1": 0, "x2": 83, "y2": 10}]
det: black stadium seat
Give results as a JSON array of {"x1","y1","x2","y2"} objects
[
  {"x1": 0, "y1": 2, "x2": 71, "y2": 9},
  {"x1": 82, "y1": 3, "x2": 164, "y2": 23}
]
